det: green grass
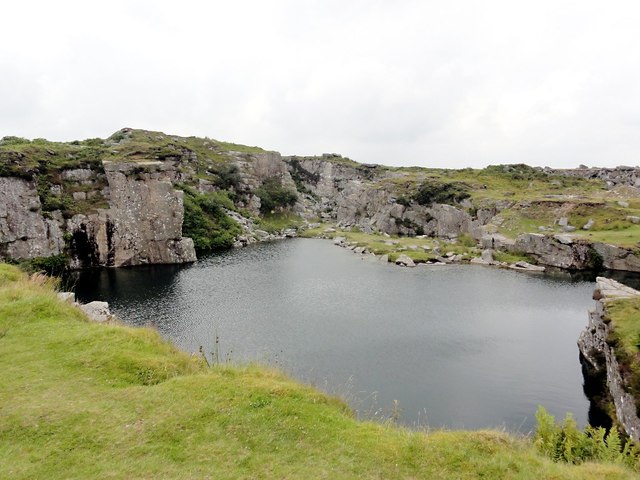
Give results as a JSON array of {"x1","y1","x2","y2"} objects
[
  {"x1": 257, "y1": 212, "x2": 304, "y2": 233},
  {"x1": 493, "y1": 251, "x2": 535, "y2": 264},
  {"x1": 577, "y1": 226, "x2": 640, "y2": 249},
  {"x1": 607, "y1": 297, "x2": 640, "y2": 359},
  {"x1": 302, "y1": 225, "x2": 486, "y2": 263},
  {"x1": 604, "y1": 297, "x2": 640, "y2": 420},
  {"x1": 0, "y1": 263, "x2": 635, "y2": 478}
]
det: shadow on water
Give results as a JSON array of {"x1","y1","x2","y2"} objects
[{"x1": 65, "y1": 263, "x2": 190, "y2": 305}]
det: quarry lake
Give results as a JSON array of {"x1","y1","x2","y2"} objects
[{"x1": 71, "y1": 238, "x2": 598, "y2": 433}]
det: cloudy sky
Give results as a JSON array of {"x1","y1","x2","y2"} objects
[{"x1": 1, "y1": 1, "x2": 639, "y2": 168}]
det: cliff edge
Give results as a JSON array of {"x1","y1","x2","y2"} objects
[{"x1": 578, "y1": 278, "x2": 640, "y2": 442}]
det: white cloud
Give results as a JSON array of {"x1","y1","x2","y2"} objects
[{"x1": 1, "y1": 0, "x2": 639, "y2": 168}]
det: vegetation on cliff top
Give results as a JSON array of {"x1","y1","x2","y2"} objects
[
  {"x1": 0, "y1": 262, "x2": 636, "y2": 479},
  {"x1": 605, "y1": 297, "x2": 640, "y2": 416}
]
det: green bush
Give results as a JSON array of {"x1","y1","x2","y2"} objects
[
  {"x1": 0, "y1": 136, "x2": 30, "y2": 146},
  {"x1": 412, "y1": 180, "x2": 470, "y2": 206},
  {"x1": 255, "y1": 177, "x2": 298, "y2": 214},
  {"x1": 14, "y1": 254, "x2": 69, "y2": 276},
  {"x1": 534, "y1": 406, "x2": 640, "y2": 470},
  {"x1": 180, "y1": 188, "x2": 241, "y2": 253},
  {"x1": 211, "y1": 164, "x2": 242, "y2": 190},
  {"x1": 483, "y1": 164, "x2": 547, "y2": 181}
]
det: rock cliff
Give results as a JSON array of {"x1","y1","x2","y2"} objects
[
  {"x1": 2, "y1": 129, "x2": 640, "y2": 272},
  {"x1": 0, "y1": 177, "x2": 65, "y2": 259},
  {"x1": 578, "y1": 278, "x2": 640, "y2": 442},
  {"x1": 67, "y1": 161, "x2": 196, "y2": 268}
]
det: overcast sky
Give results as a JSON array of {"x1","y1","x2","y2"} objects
[{"x1": 1, "y1": 1, "x2": 639, "y2": 168}]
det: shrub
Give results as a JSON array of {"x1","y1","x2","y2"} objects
[
  {"x1": 395, "y1": 196, "x2": 411, "y2": 207},
  {"x1": 534, "y1": 406, "x2": 640, "y2": 470},
  {"x1": 210, "y1": 164, "x2": 242, "y2": 190},
  {"x1": 0, "y1": 136, "x2": 30, "y2": 146},
  {"x1": 483, "y1": 164, "x2": 547, "y2": 181},
  {"x1": 180, "y1": 187, "x2": 241, "y2": 253},
  {"x1": 255, "y1": 177, "x2": 298, "y2": 214},
  {"x1": 12, "y1": 254, "x2": 69, "y2": 276},
  {"x1": 412, "y1": 180, "x2": 470, "y2": 206}
]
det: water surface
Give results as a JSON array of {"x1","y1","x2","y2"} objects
[{"x1": 72, "y1": 239, "x2": 597, "y2": 432}]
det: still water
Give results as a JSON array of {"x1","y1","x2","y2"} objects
[{"x1": 71, "y1": 238, "x2": 597, "y2": 432}]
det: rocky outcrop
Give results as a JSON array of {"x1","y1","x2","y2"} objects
[
  {"x1": 578, "y1": 278, "x2": 640, "y2": 442},
  {"x1": 513, "y1": 233, "x2": 594, "y2": 270},
  {"x1": 67, "y1": 162, "x2": 196, "y2": 269},
  {"x1": 0, "y1": 177, "x2": 65, "y2": 259},
  {"x1": 592, "y1": 243, "x2": 640, "y2": 272},
  {"x1": 549, "y1": 166, "x2": 640, "y2": 189},
  {"x1": 512, "y1": 233, "x2": 640, "y2": 272},
  {"x1": 0, "y1": 161, "x2": 196, "y2": 269}
]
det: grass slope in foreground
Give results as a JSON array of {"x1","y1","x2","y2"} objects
[{"x1": 0, "y1": 264, "x2": 634, "y2": 479}]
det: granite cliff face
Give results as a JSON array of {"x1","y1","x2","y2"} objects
[
  {"x1": 0, "y1": 177, "x2": 65, "y2": 259},
  {"x1": 285, "y1": 155, "x2": 494, "y2": 238},
  {"x1": 0, "y1": 163, "x2": 196, "y2": 269},
  {"x1": 67, "y1": 162, "x2": 196, "y2": 268}
]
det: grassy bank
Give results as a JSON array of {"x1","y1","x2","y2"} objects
[
  {"x1": 0, "y1": 264, "x2": 635, "y2": 478},
  {"x1": 605, "y1": 297, "x2": 640, "y2": 417},
  {"x1": 300, "y1": 226, "x2": 480, "y2": 263}
]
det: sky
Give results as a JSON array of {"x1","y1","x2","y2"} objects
[{"x1": 1, "y1": 1, "x2": 639, "y2": 169}]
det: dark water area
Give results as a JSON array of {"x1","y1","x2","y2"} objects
[{"x1": 69, "y1": 238, "x2": 611, "y2": 432}]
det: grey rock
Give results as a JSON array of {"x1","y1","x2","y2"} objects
[
  {"x1": 395, "y1": 254, "x2": 416, "y2": 267},
  {"x1": 582, "y1": 219, "x2": 595, "y2": 230},
  {"x1": 510, "y1": 261, "x2": 545, "y2": 272},
  {"x1": 0, "y1": 177, "x2": 65, "y2": 260},
  {"x1": 627, "y1": 216, "x2": 640, "y2": 224},
  {"x1": 470, "y1": 257, "x2": 490, "y2": 265},
  {"x1": 481, "y1": 249, "x2": 494, "y2": 263},
  {"x1": 57, "y1": 292, "x2": 76, "y2": 303},
  {"x1": 80, "y1": 301, "x2": 112, "y2": 323}
]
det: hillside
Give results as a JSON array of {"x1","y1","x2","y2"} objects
[
  {"x1": 0, "y1": 263, "x2": 636, "y2": 479},
  {"x1": 1, "y1": 128, "x2": 640, "y2": 273}
]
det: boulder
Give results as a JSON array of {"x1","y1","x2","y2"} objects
[
  {"x1": 510, "y1": 261, "x2": 545, "y2": 272},
  {"x1": 80, "y1": 301, "x2": 113, "y2": 323},
  {"x1": 481, "y1": 249, "x2": 494, "y2": 263},
  {"x1": 395, "y1": 254, "x2": 416, "y2": 267},
  {"x1": 470, "y1": 257, "x2": 490, "y2": 265},
  {"x1": 57, "y1": 292, "x2": 76, "y2": 303}
]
